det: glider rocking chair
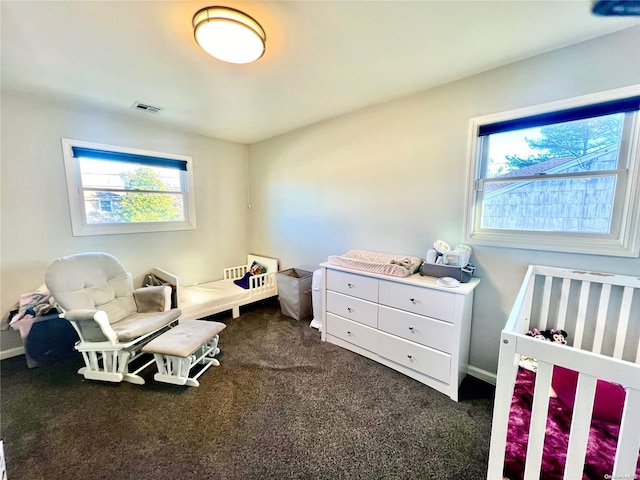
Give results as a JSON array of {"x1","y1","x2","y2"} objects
[{"x1": 45, "y1": 252, "x2": 181, "y2": 384}]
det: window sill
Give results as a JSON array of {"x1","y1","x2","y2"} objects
[
  {"x1": 71, "y1": 220, "x2": 197, "y2": 237},
  {"x1": 465, "y1": 229, "x2": 640, "y2": 257}
]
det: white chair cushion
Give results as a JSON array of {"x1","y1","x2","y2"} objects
[{"x1": 46, "y1": 252, "x2": 138, "y2": 323}]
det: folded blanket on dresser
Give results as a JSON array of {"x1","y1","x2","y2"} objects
[{"x1": 328, "y1": 249, "x2": 423, "y2": 278}]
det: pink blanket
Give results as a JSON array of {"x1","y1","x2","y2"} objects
[{"x1": 328, "y1": 250, "x2": 423, "y2": 278}]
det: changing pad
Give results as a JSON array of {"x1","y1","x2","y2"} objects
[{"x1": 328, "y1": 250, "x2": 423, "y2": 278}]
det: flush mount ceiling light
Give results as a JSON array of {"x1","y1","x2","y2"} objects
[{"x1": 192, "y1": 6, "x2": 266, "y2": 64}]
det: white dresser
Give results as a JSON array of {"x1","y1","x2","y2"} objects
[{"x1": 320, "y1": 263, "x2": 480, "y2": 401}]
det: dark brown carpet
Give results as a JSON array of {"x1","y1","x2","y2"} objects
[{"x1": 1, "y1": 299, "x2": 495, "y2": 480}]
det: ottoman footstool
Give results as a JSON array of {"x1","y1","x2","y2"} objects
[{"x1": 142, "y1": 320, "x2": 226, "y2": 387}]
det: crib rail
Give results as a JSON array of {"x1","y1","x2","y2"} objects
[
  {"x1": 506, "y1": 265, "x2": 640, "y2": 363},
  {"x1": 223, "y1": 266, "x2": 277, "y2": 296},
  {"x1": 489, "y1": 333, "x2": 640, "y2": 479},
  {"x1": 488, "y1": 265, "x2": 640, "y2": 480},
  {"x1": 249, "y1": 272, "x2": 276, "y2": 295},
  {"x1": 224, "y1": 264, "x2": 249, "y2": 280}
]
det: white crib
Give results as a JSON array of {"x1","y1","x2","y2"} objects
[
  {"x1": 487, "y1": 265, "x2": 640, "y2": 479},
  {"x1": 150, "y1": 254, "x2": 279, "y2": 322}
]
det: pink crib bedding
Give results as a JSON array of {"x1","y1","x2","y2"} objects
[{"x1": 503, "y1": 367, "x2": 640, "y2": 480}]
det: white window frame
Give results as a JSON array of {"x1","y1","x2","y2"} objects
[
  {"x1": 61, "y1": 138, "x2": 197, "y2": 236},
  {"x1": 464, "y1": 85, "x2": 640, "y2": 257}
]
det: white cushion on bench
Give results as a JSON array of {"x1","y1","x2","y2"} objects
[{"x1": 142, "y1": 320, "x2": 226, "y2": 358}]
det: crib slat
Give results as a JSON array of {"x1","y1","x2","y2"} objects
[
  {"x1": 556, "y1": 278, "x2": 571, "y2": 330},
  {"x1": 522, "y1": 274, "x2": 536, "y2": 332},
  {"x1": 523, "y1": 361, "x2": 553, "y2": 480},
  {"x1": 563, "y1": 374, "x2": 597, "y2": 480},
  {"x1": 592, "y1": 284, "x2": 611, "y2": 355},
  {"x1": 613, "y1": 287, "x2": 634, "y2": 360},
  {"x1": 539, "y1": 276, "x2": 553, "y2": 331},
  {"x1": 573, "y1": 281, "x2": 590, "y2": 349},
  {"x1": 613, "y1": 387, "x2": 640, "y2": 477}
]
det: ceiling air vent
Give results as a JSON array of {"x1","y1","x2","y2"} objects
[{"x1": 131, "y1": 102, "x2": 164, "y2": 114}]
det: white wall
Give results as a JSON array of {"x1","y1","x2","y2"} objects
[
  {"x1": 248, "y1": 27, "x2": 640, "y2": 376},
  {"x1": 1, "y1": 92, "x2": 250, "y2": 352}
]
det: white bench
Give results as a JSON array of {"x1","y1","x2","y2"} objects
[{"x1": 142, "y1": 320, "x2": 226, "y2": 387}]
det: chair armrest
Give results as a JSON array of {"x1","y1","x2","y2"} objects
[
  {"x1": 133, "y1": 285, "x2": 171, "y2": 313},
  {"x1": 64, "y1": 309, "x2": 118, "y2": 344},
  {"x1": 64, "y1": 309, "x2": 100, "y2": 322}
]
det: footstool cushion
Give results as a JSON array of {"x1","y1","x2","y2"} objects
[
  {"x1": 142, "y1": 320, "x2": 226, "y2": 357},
  {"x1": 142, "y1": 320, "x2": 226, "y2": 387}
]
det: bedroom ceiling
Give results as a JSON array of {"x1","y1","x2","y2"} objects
[{"x1": 1, "y1": 1, "x2": 638, "y2": 144}]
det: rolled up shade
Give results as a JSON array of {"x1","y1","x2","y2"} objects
[
  {"x1": 478, "y1": 95, "x2": 640, "y2": 137},
  {"x1": 71, "y1": 147, "x2": 188, "y2": 171}
]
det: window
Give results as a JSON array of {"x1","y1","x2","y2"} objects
[
  {"x1": 464, "y1": 86, "x2": 640, "y2": 257},
  {"x1": 61, "y1": 139, "x2": 197, "y2": 236},
  {"x1": 98, "y1": 198, "x2": 114, "y2": 213}
]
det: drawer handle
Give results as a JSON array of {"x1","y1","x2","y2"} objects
[
  {"x1": 409, "y1": 297, "x2": 415, "y2": 302},
  {"x1": 408, "y1": 326, "x2": 414, "y2": 332},
  {"x1": 347, "y1": 283, "x2": 354, "y2": 288},
  {"x1": 347, "y1": 307, "x2": 353, "y2": 312},
  {"x1": 407, "y1": 354, "x2": 413, "y2": 359},
  {"x1": 347, "y1": 331, "x2": 352, "y2": 336}
]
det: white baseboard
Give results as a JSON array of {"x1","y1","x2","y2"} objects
[
  {"x1": 0, "y1": 346, "x2": 25, "y2": 360},
  {"x1": 467, "y1": 365, "x2": 497, "y2": 385}
]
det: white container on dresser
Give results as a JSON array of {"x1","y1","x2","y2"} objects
[{"x1": 320, "y1": 262, "x2": 480, "y2": 401}]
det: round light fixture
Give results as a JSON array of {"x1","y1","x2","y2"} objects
[{"x1": 192, "y1": 6, "x2": 266, "y2": 64}]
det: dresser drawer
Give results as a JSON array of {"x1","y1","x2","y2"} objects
[
  {"x1": 376, "y1": 333, "x2": 451, "y2": 384},
  {"x1": 326, "y1": 269, "x2": 378, "y2": 302},
  {"x1": 326, "y1": 313, "x2": 378, "y2": 351},
  {"x1": 326, "y1": 291, "x2": 378, "y2": 328},
  {"x1": 378, "y1": 305, "x2": 453, "y2": 353},
  {"x1": 379, "y1": 280, "x2": 455, "y2": 321}
]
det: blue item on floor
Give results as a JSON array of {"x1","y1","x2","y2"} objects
[{"x1": 24, "y1": 313, "x2": 79, "y2": 366}]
